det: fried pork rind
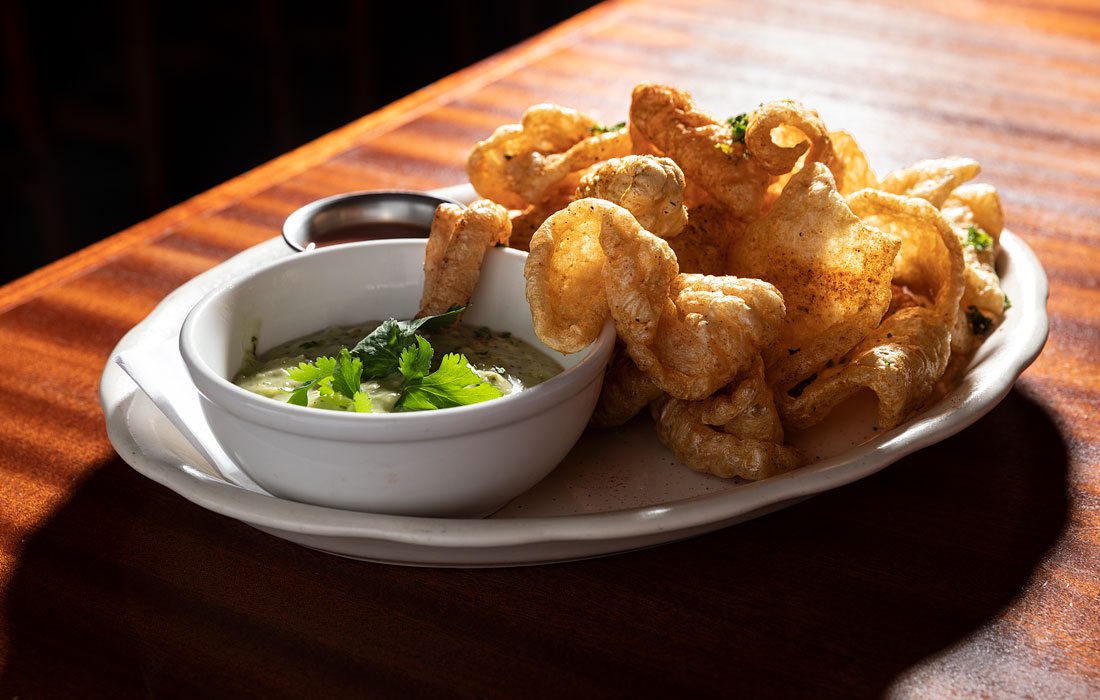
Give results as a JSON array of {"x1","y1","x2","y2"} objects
[
  {"x1": 630, "y1": 82, "x2": 773, "y2": 221},
  {"x1": 590, "y1": 345, "x2": 664, "y2": 428},
  {"x1": 418, "y1": 200, "x2": 511, "y2": 317},
  {"x1": 830, "y1": 130, "x2": 879, "y2": 194},
  {"x1": 727, "y1": 163, "x2": 901, "y2": 390},
  {"x1": 879, "y1": 156, "x2": 981, "y2": 208},
  {"x1": 508, "y1": 174, "x2": 582, "y2": 252},
  {"x1": 576, "y1": 155, "x2": 688, "y2": 238},
  {"x1": 779, "y1": 191, "x2": 966, "y2": 430},
  {"x1": 467, "y1": 104, "x2": 631, "y2": 209},
  {"x1": 668, "y1": 202, "x2": 744, "y2": 276},
  {"x1": 778, "y1": 306, "x2": 952, "y2": 430},
  {"x1": 651, "y1": 357, "x2": 802, "y2": 480},
  {"x1": 745, "y1": 100, "x2": 841, "y2": 184},
  {"x1": 598, "y1": 205, "x2": 786, "y2": 400},
  {"x1": 525, "y1": 199, "x2": 611, "y2": 353},
  {"x1": 940, "y1": 183, "x2": 1007, "y2": 383}
]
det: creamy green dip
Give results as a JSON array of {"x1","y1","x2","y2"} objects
[{"x1": 233, "y1": 321, "x2": 563, "y2": 413}]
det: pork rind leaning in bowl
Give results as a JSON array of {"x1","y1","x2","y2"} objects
[
  {"x1": 727, "y1": 163, "x2": 902, "y2": 391},
  {"x1": 467, "y1": 104, "x2": 632, "y2": 210},
  {"x1": 418, "y1": 199, "x2": 511, "y2": 318}
]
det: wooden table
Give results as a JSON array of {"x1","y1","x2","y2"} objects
[{"x1": 2, "y1": 0, "x2": 1097, "y2": 696}]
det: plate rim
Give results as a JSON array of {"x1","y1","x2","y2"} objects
[{"x1": 98, "y1": 186, "x2": 1050, "y2": 555}]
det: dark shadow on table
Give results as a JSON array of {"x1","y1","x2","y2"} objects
[{"x1": 0, "y1": 386, "x2": 1069, "y2": 698}]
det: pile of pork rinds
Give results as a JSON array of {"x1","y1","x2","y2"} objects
[{"x1": 416, "y1": 82, "x2": 1007, "y2": 481}]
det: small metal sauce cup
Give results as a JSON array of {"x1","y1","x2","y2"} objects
[{"x1": 282, "y1": 190, "x2": 461, "y2": 252}]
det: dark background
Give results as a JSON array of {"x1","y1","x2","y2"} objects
[{"x1": 0, "y1": 0, "x2": 598, "y2": 285}]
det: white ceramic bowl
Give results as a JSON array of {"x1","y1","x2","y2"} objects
[{"x1": 179, "y1": 240, "x2": 615, "y2": 517}]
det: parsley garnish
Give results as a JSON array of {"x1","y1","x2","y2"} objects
[
  {"x1": 589, "y1": 121, "x2": 626, "y2": 135},
  {"x1": 727, "y1": 113, "x2": 749, "y2": 143},
  {"x1": 285, "y1": 351, "x2": 372, "y2": 412},
  {"x1": 966, "y1": 306, "x2": 993, "y2": 336},
  {"x1": 966, "y1": 225, "x2": 993, "y2": 251},
  {"x1": 395, "y1": 337, "x2": 504, "y2": 411},
  {"x1": 286, "y1": 356, "x2": 337, "y2": 407},
  {"x1": 1003, "y1": 294, "x2": 1012, "y2": 311}
]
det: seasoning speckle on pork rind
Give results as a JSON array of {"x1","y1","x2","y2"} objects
[
  {"x1": 418, "y1": 199, "x2": 511, "y2": 318},
  {"x1": 668, "y1": 202, "x2": 745, "y2": 276},
  {"x1": 778, "y1": 306, "x2": 952, "y2": 431},
  {"x1": 727, "y1": 163, "x2": 901, "y2": 390},
  {"x1": 590, "y1": 344, "x2": 665, "y2": 428},
  {"x1": 524, "y1": 199, "x2": 611, "y2": 353},
  {"x1": 576, "y1": 155, "x2": 688, "y2": 238},
  {"x1": 467, "y1": 104, "x2": 631, "y2": 209},
  {"x1": 879, "y1": 156, "x2": 981, "y2": 208},
  {"x1": 629, "y1": 82, "x2": 773, "y2": 222},
  {"x1": 651, "y1": 356, "x2": 802, "y2": 480}
]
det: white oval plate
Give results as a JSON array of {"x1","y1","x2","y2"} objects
[{"x1": 99, "y1": 185, "x2": 1049, "y2": 567}]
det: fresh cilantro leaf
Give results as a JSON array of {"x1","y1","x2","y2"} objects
[
  {"x1": 398, "y1": 335, "x2": 434, "y2": 382},
  {"x1": 287, "y1": 356, "x2": 336, "y2": 383},
  {"x1": 727, "y1": 113, "x2": 749, "y2": 143},
  {"x1": 284, "y1": 356, "x2": 337, "y2": 407},
  {"x1": 966, "y1": 305, "x2": 993, "y2": 335},
  {"x1": 331, "y1": 348, "x2": 364, "y2": 400},
  {"x1": 396, "y1": 352, "x2": 504, "y2": 411},
  {"x1": 353, "y1": 391, "x2": 373, "y2": 413},
  {"x1": 1003, "y1": 293, "x2": 1012, "y2": 311},
  {"x1": 350, "y1": 307, "x2": 464, "y2": 379},
  {"x1": 966, "y1": 225, "x2": 993, "y2": 250},
  {"x1": 589, "y1": 121, "x2": 626, "y2": 135}
]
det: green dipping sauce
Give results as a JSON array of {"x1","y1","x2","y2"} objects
[{"x1": 233, "y1": 321, "x2": 563, "y2": 413}]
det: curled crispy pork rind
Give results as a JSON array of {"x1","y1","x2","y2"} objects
[
  {"x1": 778, "y1": 306, "x2": 952, "y2": 430},
  {"x1": 630, "y1": 82, "x2": 773, "y2": 221},
  {"x1": 467, "y1": 104, "x2": 631, "y2": 209},
  {"x1": 599, "y1": 206, "x2": 787, "y2": 401},
  {"x1": 576, "y1": 155, "x2": 688, "y2": 238},
  {"x1": 524, "y1": 199, "x2": 612, "y2": 353},
  {"x1": 590, "y1": 345, "x2": 664, "y2": 428},
  {"x1": 418, "y1": 199, "x2": 511, "y2": 317},
  {"x1": 830, "y1": 130, "x2": 879, "y2": 194},
  {"x1": 879, "y1": 156, "x2": 981, "y2": 208},
  {"x1": 779, "y1": 191, "x2": 966, "y2": 429},
  {"x1": 651, "y1": 357, "x2": 802, "y2": 480},
  {"x1": 745, "y1": 100, "x2": 841, "y2": 183},
  {"x1": 727, "y1": 163, "x2": 901, "y2": 390}
]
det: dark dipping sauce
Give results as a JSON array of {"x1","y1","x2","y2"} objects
[
  {"x1": 233, "y1": 321, "x2": 564, "y2": 413},
  {"x1": 303, "y1": 221, "x2": 429, "y2": 248}
]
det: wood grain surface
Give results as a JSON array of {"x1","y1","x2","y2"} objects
[{"x1": 2, "y1": 0, "x2": 1098, "y2": 696}]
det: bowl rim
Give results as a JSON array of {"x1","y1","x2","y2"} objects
[
  {"x1": 179, "y1": 239, "x2": 615, "y2": 441},
  {"x1": 281, "y1": 189, "x2": 463, "y2": 252}
]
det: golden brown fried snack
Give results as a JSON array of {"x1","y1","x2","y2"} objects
[
  {"x1": 418, "y1": 200, "x2": 511, "y2": 317},
  {"x1": 880, "y1": 156, "x2": 981, "y2": 208},
  {"x1": 780, "y1": 191, "x2": 965, "y2": 429},
  {"x1": 507, "y1": 173, "x2": 583, "y2": 252},
  {"x1": 727, "y1": 163, "x2": 901, "y2": 390},
  {"x1": 651, "y1": 357, "x2": 802, "y2": 480},
  {"x1": 576, "y1": 155, "x2": 688, "y2": 238},
  {"x1": 467, "y1": 104, "x2": 631, "y2": 209},
  {"x1": 745, "y1": 100, "x2": 841, "y2": 184},
  {"x1": 778, "y1": 306, "x2": 952, "y2": 431},
  {"x1": 590, "y1": 345, "x2": 665, "y2": 428},
  {"x1": 830, "y1": 130, "x2": 879, "y2": 194},
  {"x1": 600, "y1": 203, "x2": 786, "y2": 400},
  {"x1": 630, "y1": 82, "x2": 772, "y2": 221},
  {"x1": 668, "y1": 202, "x2": 744, "y2": 276},
  {"x1": 524, "y1": 199, "x2": 612, "y2": 353},
  {"x1": 939, "y1": 183, "x2": 1007, "y2": 384}
]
